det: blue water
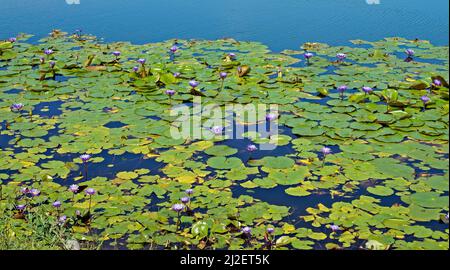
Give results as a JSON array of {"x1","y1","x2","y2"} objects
[{"x1": 1, "y1": 0, "x2": 448, "y2": 51}]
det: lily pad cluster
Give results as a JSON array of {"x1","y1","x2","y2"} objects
[{"x1": 0, "y1": 31, "x2": 448, "y2": 250}]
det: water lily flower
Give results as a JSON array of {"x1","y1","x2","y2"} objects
[
  {"x1": 172, "y1": 203, "x2": 185, "y2": 213},
  {"x1": 58, "y1": 215, "x2": 67, "y2": 225},
  {"x1": 338, "y1": 85, "x2": 348, "y2": 93},
  {"x1": 165, "y1": 90, "x2": 176, "y2": 96},
  {"x1": 173, "y1": 72, "x2": 181, "y2": 78},
  {"x1": 44, "y1": 49, "x2": 54, "y2": 55},
  {"x1": 16, "y1": 205, "x2": 26, "y2": 211},
  {"x1": 53, "y1": 201, "x2": 62, "y2": 208},
  {"x1": 220, "y1": 72, "x2": 228, "y2": 80},
  {"x1": 8, "y1": 37, "x2": 17, "y2": 43},
  {"x1": 85, "y1": 188, "x2": 96, "y2": 196},
  {"x1": 10, "y1": 103, "x2": 24, "y2": 112},
  {"x1": 433, "y1": 79, "x2": 442, "y2": 87},
  {"x1": 247, "y1": 144, "x2": 258, "y2": 152},
  {"x1": 405, "y1": 49, "x2": 415, "y2": 57},
  {"x1": 189, "y1": 80, "x2": 199, "y2": 89},
  {"x1": 336, "y1": 53, "x2": 347, "y2": 61},
  {"x1": 49, "y1": 61, "x2": 56, "y2": 68},
  {"x1": 421, "y1": 95, "x2": 431, "y2": 104},
  {"x1": 185, "y1": 189, "x2": 194, "y2": 196},
  {"x1": 228, "y1": 53, "x2": 237, "y2": 60},
  {"x1": 421, "y1": 96, "x2": 431, "y2": 110},
  {"x1": 80, "y1": 154, "x2": 91, "y2": 163},
  {"x1": 133, "y1": 66, "x2": 139, "y2": 72},
  {"x1": 30, "y1": 189, "x2": 40, "y2": 197},
  {"x1": 267, "y1": 227, "x2": 275, "y2": 234},
  {"x1": 242, "y1": 226, "x2": 252, "y2": 235},
  {"x1": 39, "y1": 57, "x2": 45, "y2": 64},
  {"x1": 362, "y1": 86, "x2": 373, "y2": 94},
  {"x1": 266, "y1": 113, "x2": 278, "y2": 122},
  {"x1": 304, "y1": 52, "x2": 314, "y2": 60},
  {"x1": 112, "y1": 51, "x2": 121, "y2": 57},
  {"x1": 69, "y1": 184, "x2": 79, "y2": 193},
  {"x1": 86, "y1": 189, "x2": 96, "y2": 213},
  {"x1": 321, "y1": 147, "x2": 332, "y2": 156},
  {"x1": 137, "y1": 58, "x2": 146, "y2": 65},
  {"x1": 21, "y1": 187, "x2": 30, "y2": 195},
  {"x1": 211, "y1": 126, "x2": 224, "y2": 135},
  {"x1": 181, "y1": 197, "x2": 190, "y2": 204},
  {"x1": 338, "y1": 85, "x2": 348, "y2": 99},
  {"x1": 330, "y1": 224, "x2": 340, "y2": 232},
  {"x1": 170, "y1": 45, "x2": 178, "y2": 53}
]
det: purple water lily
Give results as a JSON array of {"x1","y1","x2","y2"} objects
[
  {"x1": 49, "y1": 61, "x2": 56, "y2": 69},
  {"x1": 173, "y1": 72, "x2": 181, "y2": 78},
  {"x1": 405, "y1": 49, "x2": 415, "y2": 57},
  {"x1": 189, "y1": 80, "x2": 199, "y2": 89},
  {"x1": 362, "y1": 86, "x2": 373, "y2": 94},
  {"x1": 80, "y1": 154, "x2": 91, "y2": 180},
  {"x1": 58, "y1": 215, "x2": 67, "y2": 225},
  {"x1": 228, "y1": 53, "x2": 237, "y2": 60},
  {"x1": 433, "y1": 79, "x2": 442, "y2": 87},
  {"x1": 172, "y1": 203, "x2": 185, "y2": 213},
  {"x1": 8, "y1": 37, "x2": 17, "y2": 43},
  {"x1": 336, "y1": 53, "x2": 347, "y2": 61},
  {"x1": 85, "y1": 188, "x2": 96, "y2": 214},
  {"x1": 112, "y1": 51, "x2": 121, "y2": 57},
  {"x1": 53, "y1": 201, "x2": 62, "y2": 208},
  {"x1": 421, "y1": 95, "x2": 431, "y2": 110},
  {"x1": 211, "y1": 126, "x2": 224, "y2": 135},
  {"x1": 338, "y1": 85, "x2": 348, "y2": 93},
  {"x1": 170, "y1": 45, "x2": 178, "y2": 53},
  {"x1": 421, "y1": 95, "x2": 431, "y2": 104},
  {"x1": 10, "y1": 103, "x2": 24, "y2": 112},
  {"x1": 44, "y1": 49, "x2": 54, "y2": 56},
  {"x1": 185, "y1": 189, "x2": 194, "y2": 196},
  {"x1": 16, "y1": 205, "x2": 26, "y2": 211},
  {"x1": 133, "y1": 66, "x2": 139, "y2": 72},
  {"x1": 321, "y1": 147, "x2": 332, "y2": 166},
  {"x1": 85, "y1": 188, "x2": 96, "y2": 196},
  {"x1": 181, "y1": 197, "x2": 190, "y2": 204},
  {"x1": 338, "y1": 85, "x2": 348, "y2": 99},
  {"x1": 242, "y1": 227, "x2": 252, "y2": 236},
  {"x1": 321, "y1": 147, "x2": 332, "y2": 156},
  {"x1": 267, "y1": 227, "x2": 275, "y2": 234},
  {"x1": 69, "y1": 184, "x2": 79, "y2": 193},
  {"x1": 39, "y1": 57, "x2": 45, "y2": 64},
  {"x1": 80, "y1": 154, "x2": 91, "y2": 163},
  {"x1": 330, "y1": 224, "x2": 340, "y2": 232},
  {"x1": 30, "y1": 189, "x2": 40, "y2": 197},
  {"x1": 137, "y1": 58, "x2": 146, "y2": 65},
  {"x1": 304, "y1": 52, "x2": 314, "y2": 61},
  {"x1": 165, "y1": 90, "x2": 176, "y2": 96},
  {"x1": 220, "y1": 72, "x2": 228, "y2": 80},
  {"x1": 247, "y1": 144, "x2": 258, "y2": 152},
  {"x1": 266, "y1": 113, "x2": 278, "y2": 122}
]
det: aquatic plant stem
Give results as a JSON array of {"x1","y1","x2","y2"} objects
[
  {"x1": 83, "y1": 162, "x2": 88, "y2": 181},
  {"x1": 88, "y1": 195, "x2": 92, "y2": 214},
  {"x1": 176, "y1": 212, "x2": 181, "y2": 231}
]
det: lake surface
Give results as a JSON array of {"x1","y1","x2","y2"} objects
[{"x1": 0, "y1": 0, "x2": 449, "y2": 51}]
